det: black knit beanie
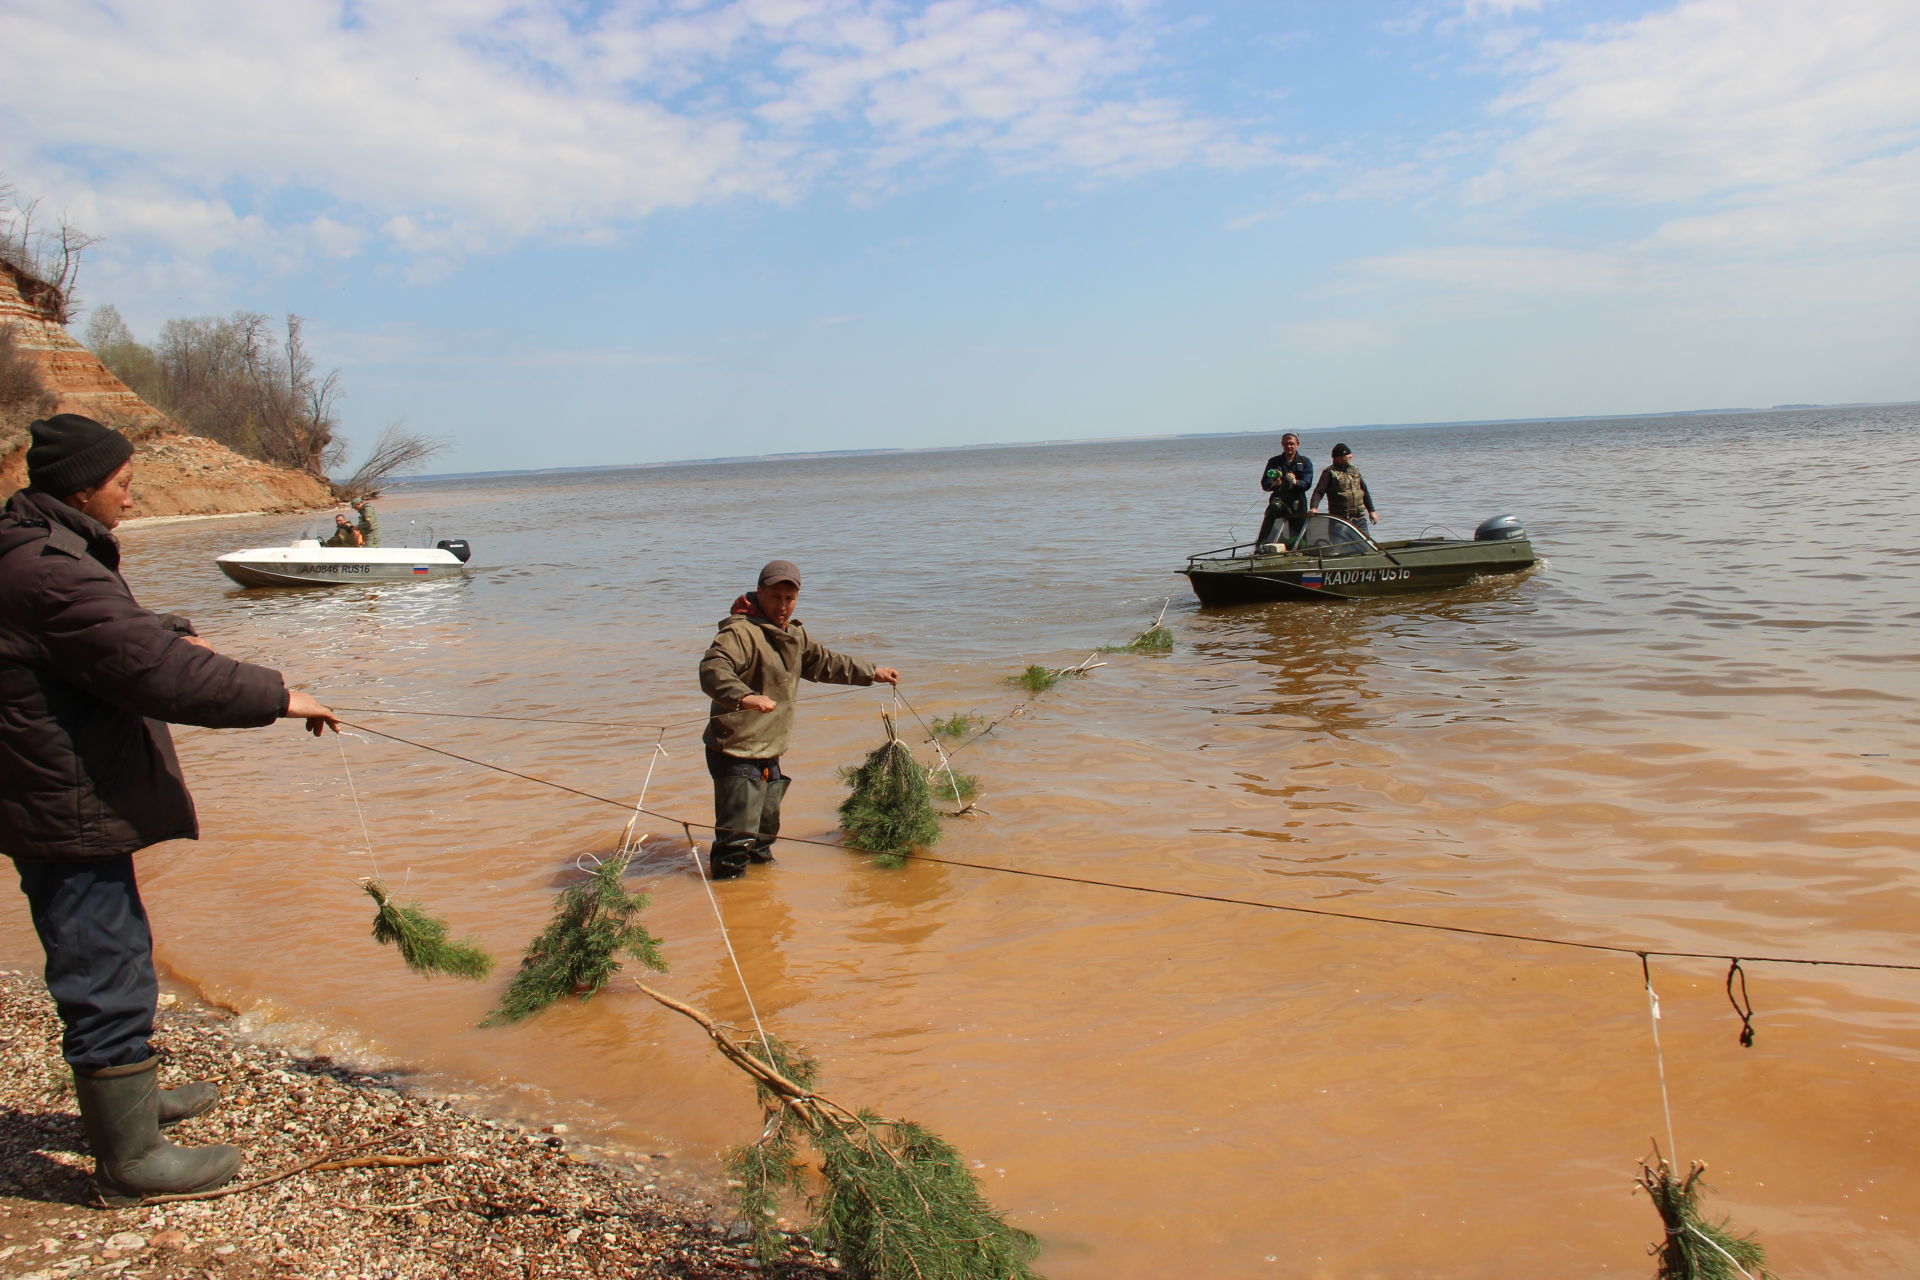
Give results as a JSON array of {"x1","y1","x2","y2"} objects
[{"x1": 27, "y1": 415, "x2": 136, "y2": 496}]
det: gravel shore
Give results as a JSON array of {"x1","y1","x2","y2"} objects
[{"x1": 0, "y1": 973, "x2": 838, "y2": 1279}]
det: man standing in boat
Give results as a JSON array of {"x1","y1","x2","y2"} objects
[
  {"x1": 697, "y1": 560, "x2": 900, "y2": 880},
  {"x1": 0, "y1": 414, "x2": 339, "y2": 1206},
  {"x1": 1254, "y1": 432, "x2": 1313, "y2": 550},
  {"x1": 351, "y1": 494, "x2": 380, "y2": 546},
  {"x1": 1310, "y1": 442, "x2": 1381, "y2": 533}
]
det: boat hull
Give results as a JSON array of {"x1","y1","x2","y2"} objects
[
  {"x1": 1184, "y1": 537, "x2": 1535, "y2": 606},
  {"x1": 216, "y1": 547, "x2": 469, "y2": 587}
]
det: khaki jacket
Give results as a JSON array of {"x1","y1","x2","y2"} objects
[{"x1": 699, "y1": 604, "x2": 876, "y2": 759}]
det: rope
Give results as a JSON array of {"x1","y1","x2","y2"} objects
[
  {"x1": 892, "y1": 688, "x2": 969, "y2": 811},
  {"x1": 619, "y1": 734, "x2": 669, "y2": 856},
  {"x1": 1685, "y1": 1223, "x2": 1760, "y2": 1280},
  {"x1": 335, "y1": 731, "x2": 382, "y2": 882},
  {"x1": 682, "y1": 821, "x2": 776, "y2": 1063},
  {"x1": 1641, "y1": 955, "x2": 1679, "y2": 1163},
  {"x1": 1726, "y1": 959, "x2": 1756, "y2": 1048},
  {"x1": 329, "y1": 684, "x2": 874, "y2": 736},
  {"x1": 332, "y1": 720, "x2": 1920, "y2": 978}
]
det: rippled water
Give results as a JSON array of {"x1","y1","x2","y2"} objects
[{"x1": 5, "y1": 404, "x2": 1919, "y2": 1277}]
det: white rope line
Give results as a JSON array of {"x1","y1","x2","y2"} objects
[
  {"x1": 1641, "y1": 956, "x2": 1679, "y2": 1163},
  {"x1": 619, "y1": 735, "x2": 669, "y2": 856},
  {"x1": 1684, "y1": 1223, "x2": 1759, "y2": 1280},
  {"x1": 336, "y1": 730, "x2": 383, "y2": 882},
  {"x1": 683, "y1": 824, "x2": 776, "y2": 1064}
]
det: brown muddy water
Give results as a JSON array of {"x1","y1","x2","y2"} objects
[{"x1": 5, "y1": 405, "x2": 1919, "y2": 1277}]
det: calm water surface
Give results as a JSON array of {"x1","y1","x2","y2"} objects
[{"x1": 5, "y1": 405, "x2": 1918, "y2": 1277}]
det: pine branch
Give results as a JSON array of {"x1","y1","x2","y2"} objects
[
  {"x1": 838, "y1": 713, "x2": 941, "y2": 867},
  {"x1": 637, "y1": 985, "x2": 1044, "y2": 1280},
  {"x1": 483, "y1": 853, "x2": 668, "y2": 1025},
  {"x1": 361, "y1": 879, "x2": 493, "y2": 981},
  {"x1": 1637, "y1": 1158, "x2": 1771, "y2": 1280}
]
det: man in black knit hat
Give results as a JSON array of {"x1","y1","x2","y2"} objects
[{"x1": 0, "y1": 414, "x2": 339, "y2": 1205}]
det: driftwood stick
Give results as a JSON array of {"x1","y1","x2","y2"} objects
[
  {"x1": 313, "y1": 1154, "x2": 450, "y2": 1172},
  {"x1": 331, "y1": 1194, "x2": 458, "y2": 1214},
  {"x1": 634, "y1": 984, "x2": 813, "y2": 1102},
  {"x1": 135, "y1": 1137, "x2": 391, "y2": 1205}
]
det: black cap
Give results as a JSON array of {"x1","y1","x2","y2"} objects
[
  {"x1": 27, "y1": 415, "x2": 136, "y2": 496},
  {"x1": 1331, "y1": 442, "x2": 1352, "y2": 457},
  {"x1": 758, "y1": 559, "x2": 802, "y2": 588}
]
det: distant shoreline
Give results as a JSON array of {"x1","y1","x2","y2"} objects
[{"x1": 407, "y1": 399, "x2": 1918, "y2": 485}]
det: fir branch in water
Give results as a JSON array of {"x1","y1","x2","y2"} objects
[
  {"x1": 362, "y1": 879, "x2": 494, "y2": 981},
  {"x1": 838, "y1": 724, "x2": 941, "y2": 868},
  {"x1": 483, "y1": 853, "x2": 667, "y2": 1025},
  {"x1": 639, "y1": 986, "x2": 1044, "y2": 1280}
]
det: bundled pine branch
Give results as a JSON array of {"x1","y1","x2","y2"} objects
[
  {"x1": 361, "y1": 879, "x2": 494, "y2": 980},
  {"x1": 838, "y1": 713, "x2": 941, "y2": 868},
  {"x1": 1637, "y1": 1158, "x2": 1771, "y2": 1280},
  {"x1": 927, "y1": 712, "x2": 979, "y2": 739},
  {"x1": 1099, "y1": 600, "x2": 1174, "y2": 655},
  {"x1": 928, "y1": 768, "x2": 978, "y2": 805},
  {"x1": 1100, "y1": 624, "x2": 1172, "y2": 654},
  {"x1": 483, "y1": 853, "x2": 667, "y2": 1025},
  {"x1": 638, "y1": 985, "x2": 1044, "y2": 1280}
]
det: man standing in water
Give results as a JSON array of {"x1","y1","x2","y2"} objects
[
  {"x1": 0, "y1": 414, "x2": 339, "y2": 1205},
  {"x1": 1310, "y1": 442, "x2": 1381, "y2": 533},
  {"x1": 1254, "y1": 432, "x2": 1313, "y2": 550},
  {"x1": 697, "y1": 560, "x2": 900, "y2": 880}
]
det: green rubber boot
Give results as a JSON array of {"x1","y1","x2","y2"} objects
[
  {"x1": 157, "y1": 1080, "x2": 220, "y2": 1127},
  {"x1": 74, "y1": 1057, "x2": 240, "y2": 1206}
]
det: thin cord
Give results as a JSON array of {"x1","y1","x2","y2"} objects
[
  {"x1": 1685, "y1": 1224, "x2": 1759, "y2": 1280},
  {"x1": 331, "y1": 684, "x2": 874, "y2": 736},
  {"x1": 333, "y1": 720, "x2": 1920, "y2": 977},
  {"x1": 682, "y1": 822, "x2": 775, "y2": 1063},
  {"x1": 1641, "y1": 954, "x2": 1679, "y2": 1163},
  {"x1": 892, "y1": 688, "x2": 969, "y2": 810},
  {"x1": 619, "y1": 734, "x2": 669, "y2": 856},
  {"x1": 335, "y1": 731, "x2": 382, "y2": 882}
]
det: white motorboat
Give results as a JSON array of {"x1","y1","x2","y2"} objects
[{"x1": 216, "y1": 527, "x2": 473, "y2": 587}]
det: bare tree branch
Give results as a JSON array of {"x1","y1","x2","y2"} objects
[{"x1": 334, "y1": 421, "x2": 452, "y2": 499}]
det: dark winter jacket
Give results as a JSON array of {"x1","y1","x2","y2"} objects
[
  {"x1": 0, "y1": 489, "x2": 289, "y2": 863},
  {"x1": 699, "y1": 592, "x2": 876, "y2": 759}
]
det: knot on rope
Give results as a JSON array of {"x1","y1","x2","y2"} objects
[{"x1": 1725, "y1": 959, "x2": 1756, "y2": 1048}]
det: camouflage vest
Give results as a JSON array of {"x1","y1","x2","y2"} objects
[{"x1": 1323, "y1": 465, "x2": 1368, "y2": 517}]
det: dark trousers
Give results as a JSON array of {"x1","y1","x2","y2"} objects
[
  {"x1": 12, "y1": 854, "x2": 157, "y2": 1071},
  {"x1": 706, "y1": 749, "x2": 790, "y2": 874}
]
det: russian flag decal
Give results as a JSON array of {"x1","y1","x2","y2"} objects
[
  {"x1": 1301, "y1": 571, "x2": 1323, "y2": 588},
  {"x1": 413, "y1": 565, "x2": 430, "y2": 576}
]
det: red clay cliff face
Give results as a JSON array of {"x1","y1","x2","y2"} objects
[{"x1": 0, "y1": 261, "x2": 331, "y2": 518}]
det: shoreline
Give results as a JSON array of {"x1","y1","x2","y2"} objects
[{"x1": 0, "y1": 972, "x2": 838, "y2": 1278}]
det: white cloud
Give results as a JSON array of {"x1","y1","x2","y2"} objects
[
  {"x1": 1477, "y1": 0, "x2": 1920, "y2": 207},
  {"x1": 0, "y1": 0, "x2": 1268, "y2": 277}
]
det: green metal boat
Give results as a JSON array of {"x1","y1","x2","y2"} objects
[{"x1": 1183, "y1": 513, "x2": 1536, "y2": 606}]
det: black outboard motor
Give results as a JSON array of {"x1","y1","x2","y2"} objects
[
  {"x1": 1474, "y1": 514, "x2": 1526, "y2": 542},
  {"x1": 436, "y1": 538, "x2": 473, "y2": 563}
]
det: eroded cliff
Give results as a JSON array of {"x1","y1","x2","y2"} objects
[{"x1": 0, "y1": 261, "x2": 332, "y2": 518}]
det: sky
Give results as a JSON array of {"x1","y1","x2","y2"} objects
[{"x1": 3, "y1": 0, "x2": 1917, "y2": 473}]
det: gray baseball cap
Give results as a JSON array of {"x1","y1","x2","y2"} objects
[{"x1": 758, "y1": 559, "x2": 802, "y2": 588}]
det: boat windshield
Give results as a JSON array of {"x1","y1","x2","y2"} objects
[{"x1": 1294, "y1": 514, "x2": 1374, "y2": 558}]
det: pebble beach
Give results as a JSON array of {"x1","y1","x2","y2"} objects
[{"x1": 0, "y1": 973, "x2": 838, "y2": 1279}]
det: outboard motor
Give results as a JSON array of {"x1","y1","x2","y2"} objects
[
  {"x1": 436, "y1": 538, "x2": 473, "y2": 563},
  {"x1": 1474, "y1": 514, "x2": 1526, "y2": 542}
]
